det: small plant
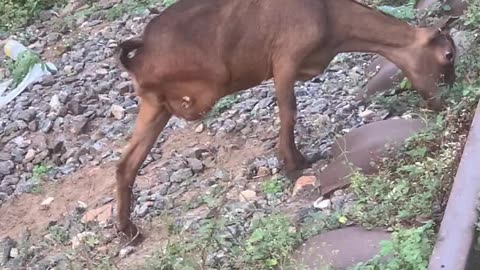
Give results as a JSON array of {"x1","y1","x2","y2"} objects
[
  {"x1": 32, "y1": 163, "x2": 51, "y2": 179},
  {"x1": 103, "y1": 0, "x2": 157, "y2": 20},
  {"x1": 241, "y1": 214, "x2": 300, "y2": 268},
  {"x1": 299, "y1": 210, "x2": 347, "y2": 240},
  {"x1": 206, "y1": 93, "x2": 241, "y2": 119},
  {"x1": 47, "y1": 225, "x2": 70, "y2": 245},
  {"x1": 261, "y1": 178, "x2": 284, "y2": 195},
  {"x1": 161, "y1": 0, "x2": 177, "y2": 7},
  {"x1": 27, "y1": 164, "x2": 52, "y2": 194},
  {"x1": 464, "y1": 0, "x2": 480, "y2": 27},
  {"x1": 376, "y1": 0, "x2": 416, "y2": 21},
  {"x1": 0, "y1": 0, "x2": 66, "y2": 33},
  {"x1": 4, "y1": 50, "x2": 43, "y2": 87},
  {"x1": 350, "y1": 222, "x2": 435, "y2": 270}
]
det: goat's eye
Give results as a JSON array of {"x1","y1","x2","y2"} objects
[{"x1": 445, "y1": 52, "x2": 453, "y2": 61}]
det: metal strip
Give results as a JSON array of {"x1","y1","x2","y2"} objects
[{"x1": 428, "y1": 100, "x2": 480, "y2": 270}]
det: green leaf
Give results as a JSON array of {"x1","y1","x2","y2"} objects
[
  {"x1": 265, "y1": 258, "x2": 278, "y2": 266},
  {"x1": 248, "y1": 230, "x2": 265, "y2": 243},
  {"x1": 338, "y1": 216, "x2": 348, "y2": 224}
]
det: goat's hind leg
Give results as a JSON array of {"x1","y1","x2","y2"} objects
[{"x1": 116, "y1": 96, "x2": 171, "y2": 243}]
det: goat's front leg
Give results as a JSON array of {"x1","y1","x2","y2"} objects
[
  {"x1": 116, "y1": 97, "x2": 171, "y2": 241},
  {"x1": 273, "y1": 64, "x2": 308, "y2": 175}
]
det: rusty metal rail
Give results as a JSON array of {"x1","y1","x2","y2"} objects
[{"x1": 428, "y1": 100, "x2": 480, "y2": 270}]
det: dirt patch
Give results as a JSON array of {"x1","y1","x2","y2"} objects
[{"x1": 0, "y1": 164, "x2": 116, "y2": 239}]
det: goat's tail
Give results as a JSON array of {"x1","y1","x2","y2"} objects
[{"x1": 116, "y1": 38, "x2": 144, "y2": 72}]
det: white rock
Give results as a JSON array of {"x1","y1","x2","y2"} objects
[
  {"x1": 71, "y1": 231, "x2": 96, "y2": 249},
  {"x1": 313, "y1": 198, "x2": 332, "y2": 210},
  {"x1": 76, "y1": 201, "x2": 88, "y2": 211},
  {"x1": 359, "y1": 109, "x2": 374, "y2": 119},
  {"x1": 49, "y1": 95, "x2": 62, "y2": 112},
  {"x1": 40, "y1": 197, "x2": 55, "y2": 210},
  {"x1": 24, "y1": 149, "x2": 36, "y2": 162},
  {"x1": 195, "y1": 123, "x2": 205, "y2": 133},
  {"x1": 110, "y1": 104, "x2": 125, "y2": 120},
  {"x1": 239, "y1": 190, "x2": 257, "y2": 202},
  {"x1": 119, "y1": 246, "x2": 136, "y2": 258},
  {"x1": 9, "y1": 248, "x2": 19, "y2": 258}
]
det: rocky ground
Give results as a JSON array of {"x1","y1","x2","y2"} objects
[{"x1": 0, "y1": 1, "x2": 471, "y2": 269}]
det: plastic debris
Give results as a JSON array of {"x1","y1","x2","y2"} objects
[{"x1": 0, "y1": 39, "x2": 57, "y2": 109}]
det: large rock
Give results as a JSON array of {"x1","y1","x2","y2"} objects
[
  {"x1": 316, "y1": 118, "x2": 427, "y2": 196},
  {"x1": 293, "y1": 226, "x2": 390, "y2": 269}
]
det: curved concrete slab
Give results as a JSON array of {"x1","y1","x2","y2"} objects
[
  {"x1": 293, "y1": 226, "x2": 391, "y2": 270},
  {"x1": 356, "y1": 56, "x2": 403, "y2": 101},
  {"x1": 317, "y1": 118, "x2": 427, "y2": 196}
]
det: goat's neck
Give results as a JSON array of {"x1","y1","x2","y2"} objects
[{"x1": 332, "y1": 0, "x2": 418, "y2": 69}]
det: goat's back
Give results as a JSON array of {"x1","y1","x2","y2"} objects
[{"x1": 132, "y1": 0, "x2": 330, "y2": 91}]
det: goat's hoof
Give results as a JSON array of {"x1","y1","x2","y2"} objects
[{"x1": 118, "y1": 222, "x2": 144, "y2": 246}]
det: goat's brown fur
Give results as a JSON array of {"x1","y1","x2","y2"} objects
[{"x1": 115, "y1": 0, "x2": 457, "y2": 240}]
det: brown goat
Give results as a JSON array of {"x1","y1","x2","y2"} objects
[{"x1": 115, "y1": 0, "x2": 457, "y2": 240}]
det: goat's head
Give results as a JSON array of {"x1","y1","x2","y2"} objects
[{"x1": 402, "y1": 18, "x2": 457, "y2": 111}]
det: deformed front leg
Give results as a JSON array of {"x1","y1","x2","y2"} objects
[
  {"x1": 116, "y1": 95, "x2": 171, "y2": 241},
  {"x1": 273, "y1": 62, "x2": 308, "y2": 175}
]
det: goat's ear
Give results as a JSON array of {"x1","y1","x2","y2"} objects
[{"x1": 417, "y1": 28, "x2": 441, "y2": 45}]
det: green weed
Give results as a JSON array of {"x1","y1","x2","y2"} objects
[
  {"x1": 241, "y1": 214, "x2": 300, "y2": 268},
  {"x1": 261, "y1": 178, "x2": 284, "y2": 195},
  {"x1": 350, "y1": 222, "x2": 435, "y2": 270},
  {"x1": 4, "y1": 50, "x2": 43, "y2": 87},
  {"x1": 47, "y1": 225, "x2": 70, "y2": 245},
  {"x1": 0, "y1": 0, "x2": 66, "y2": 33},
  {"x1": 27, "y1": 164, "x2": 52, "y2": 194}
]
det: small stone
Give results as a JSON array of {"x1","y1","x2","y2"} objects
[
  {"x1": 40, "y1": 197, "x2": 55, "y2": 210},
  {"x1": 186, "y1": 158, "x2": 203, "y2": 173},
  {"x1": 292, "y1": 175, "x2": 318, "y2": 197},
  {"x1": 0, "y1": 237, "x2": 15, "y2": 266},
  {"x1": 256, "y1": 166, "x2": 270, "y2": 177},
  {"x1": 16, "y1": 110, "x2": 35, "y2": 122},
  {"x1": 119, "y1": 246, "x2": 135, "y2": 258},
  {"x1": 64, "y1": 65, "x2": 74, "y2": 74},
  {"x1": 0, "y1": 161, "x2": 14, "y2": 176},
  {"x1": 135, "y1": 201, "x2": 154, "y2": 217},
  {"x1": 96, "y1": 68, "x2": 108, "y2": 76},
  {"x1": 9, "y1": 248, "x2": 18, "y2": 258},
  {"x1": 71, "y1": 232, "x2": 96, "y2": 249},
  {"x1": 40, "y1": 119, "x2": 53, "y2": 133},
  {"x1": 116, "y1": 81, "x2": 132, "y2": 94},
  {"x1": 170, "y1": 168, "x2": 193, "y2": 183},
  {"x1": 359, "y1": 109, "x2": 374, "y2": 119},
  {"x1": 195, "y1": 123, "x2": 205, "y2": 133},
  {"x1": 50, "y1": 95, "x2": 62, "y2": 112},
  {"x1": 313, "y1": 198, "x2": 332, "y2": 210},
  {"x1": 23, "y1": 149, "x2": 36, "y2": 163},
  {"x1": 64, "y1": 115, "x2": 88, "y2": 134},
  {"x1": 239, "y1": 190, "x2": 257, "y2": 202},
  {"x1": 76, "y1": 201, "x2": 88, "y2": 211},
  {"x1": 214, "y1": 169, "x2": 229, "y2": 181},
  {"x1": 0, "y1": 152, "x2": 11, "y2": 161},
  {"x1": 81, "y1": 203, "x2": 113, "y2": 226},
  {"x1": 315, "y1": 114, "x2": 330, "y2": 127},
  {"x1": 110, "y1": 104, "x2": 125, "y2": 120}
]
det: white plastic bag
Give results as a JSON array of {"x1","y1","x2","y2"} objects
[{"x1": 0, "y1": 39, "x2": 57, "y2": 109}]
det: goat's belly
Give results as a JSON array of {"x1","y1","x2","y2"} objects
[{"x1": 297, "y1": 53, "x2": 333, "y2": 81}]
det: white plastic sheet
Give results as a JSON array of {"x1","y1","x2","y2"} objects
[{"x1": 0, "y1": 40, "x2": 57, "y2": 109}]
